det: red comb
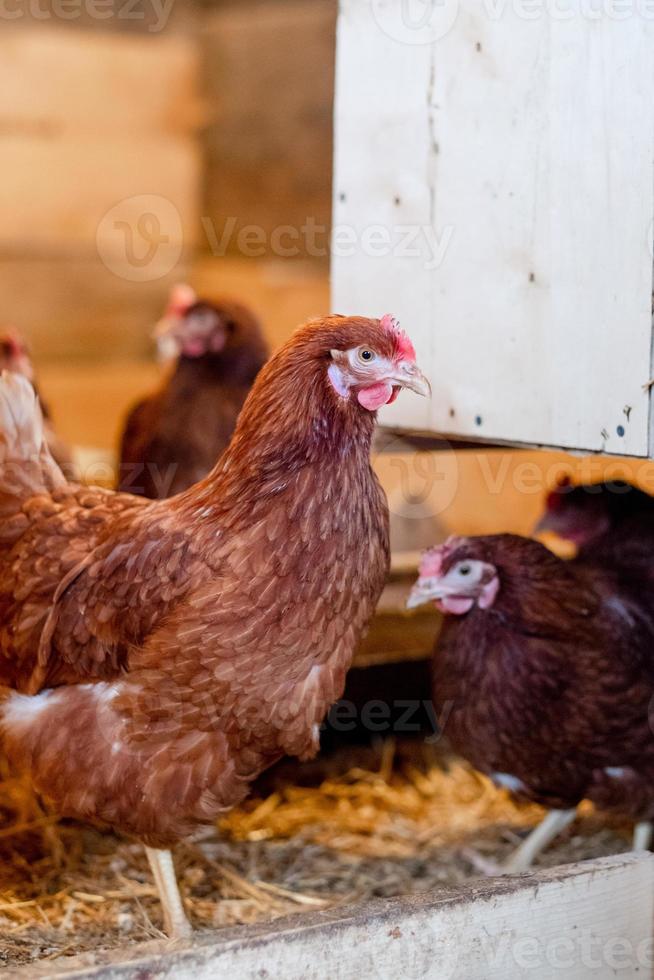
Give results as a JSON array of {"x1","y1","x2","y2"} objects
[
  {"x1": 380, "y1": 314, "x2": 416, "y2": 362},
  {"x1": 167, "y1": 284, "x2": 197, "y2": 318},
  {"x1": 419, "y1": 548, "x2": 443, "y2": 578},
  {"x1": 419, "y1": 536, "x2": 464, "y2": 577},
  {"x1": 0, "y1": 329, "x2": 25, "y2": 359}
]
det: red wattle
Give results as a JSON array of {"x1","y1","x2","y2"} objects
[
  {"x1": 436, "y1": 597, "x2": 475, "y2": 616},
  {"x1": 182, "y1": 338, "x2": 207, "y2": 358},
  {"x1": 357, "y1": 382, "x2": 394, "y2": 411}
]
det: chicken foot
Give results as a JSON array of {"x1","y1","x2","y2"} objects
[
  {"x1": 508, "y1": 812, "x2": 653, "y2": 863},
  {"x1": 464, "y1": 808, "x2": 577, "y2": 876},
  {"x1": 145, "y1": 847, "x2": 192, "y2": 940},
  {"x1": 502, "y1": 808, "x2": 577, "y2": 872}
]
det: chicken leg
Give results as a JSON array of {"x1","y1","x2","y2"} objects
[
  {"x1": 145, "y1": 847, "x2": 192, "y2": 940},
  {"x1": 464, "y1": 808, "x2": 577, "y2": 877},
  {"x1": 503, "y1": 808, "x2": 577, "y2": 873},
  {"x1": 633, "y1": 821, "x2": 653, "y2": 851}
]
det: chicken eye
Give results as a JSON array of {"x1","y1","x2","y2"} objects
[
  {"x1": 458, "y1": 564, "x2": 472, "y2": 577},
  {"x1": 357, "y1": 348, "x2": 376, "y2": 364}
]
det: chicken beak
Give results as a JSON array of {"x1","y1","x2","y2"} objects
[
  {"x1": 153, "y1": 316, "x2": 170, "y2": 340},
  {"x1": 406, "y1": 579, "x2": 441, "y2": 610},
  {"x1": 390, "y1": 361, "x2": 431, "y2": 398}
]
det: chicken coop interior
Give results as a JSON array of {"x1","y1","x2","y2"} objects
[{"x1": 2, "y1": 2, "x2": 654, "y2": 978}]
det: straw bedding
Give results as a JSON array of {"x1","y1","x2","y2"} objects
[{"x1": 0, "y1": 739, "x2": 630, "y2": 970}]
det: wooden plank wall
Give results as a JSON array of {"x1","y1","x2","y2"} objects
[
  {"x1": 0, "y1": 2, "x2": 335, "y2": 361},
  {"x1": 202, "y1": 0, "x2": 336, "y2": 260},
  {"x1": 0, "y1": 27, "x2": 201, "y2": 360}
]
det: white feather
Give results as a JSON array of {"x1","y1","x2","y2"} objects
[
  {"x1": 604, "y1": 767, "x2": 627, "y2": 779},
  {"x1": 492, "y1": 772, "x2": 527, "y2": 794},
  {"x1": 2, "y1": 689, "x2": 58, "y2": 729},
  {"x1": 0, "y1": 371, "x2": 65, "y2": 493}
]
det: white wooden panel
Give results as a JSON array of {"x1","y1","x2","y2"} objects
[
  {"x1": 17, "y1": 855, "x2": 654, "y2": 979},
  {"x1": 332, "y1": 0, "x2": 433, "y2": 432},
  {"x1": 0, "y1": 29, "x2": 200, "y2": 137},
  {"x1": 333, "y1": 1, "x2": 654, "y2": 456}
]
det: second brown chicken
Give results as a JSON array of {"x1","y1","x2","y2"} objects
[
  {"x1": 118, "y1": 285, "x2": 269, "y2": 498},
  {"x1": 408, "y1": 532, "x2": 654, "y2": 872}
]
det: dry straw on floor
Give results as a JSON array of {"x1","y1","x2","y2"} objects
[{"x1": 0, "y1": 739, "x2": 630, "y2": 969}]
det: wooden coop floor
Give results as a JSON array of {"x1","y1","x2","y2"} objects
[{"x1": 0, "y1": 738, "x2": 634, "y2": 971}]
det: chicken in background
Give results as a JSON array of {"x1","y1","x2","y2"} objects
[
  {"x1": 536, "y1": 477, "x2": 654, "y2": 571},
  {"x1": 407, "y1": 533, "x2": 654, "y2": 873},
  {"x1": 118, "y1": 285, "x2": 269, "y2": 498},
  {"x1": 0, "y1": 329, "x2": 74, "y2": 476},
  {"x1": 0, "y1": 313, "x2": 429, "y2": 938}
]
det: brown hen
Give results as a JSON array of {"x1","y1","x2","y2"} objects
[
  {"x1": 408, "y1": 533, "x2": 654, "y2": 872},
  {"x1": 118, "y1": 285, "x2": 269, "y2": 498},
  {"x1": 536, "y1": 477, "x2": 654, "y2": 579},
  {"x1": 0, "y1": 314, "x2": 429, "y2": 936}
]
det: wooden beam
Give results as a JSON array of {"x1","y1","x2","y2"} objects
[{"x1": 17, "y1": 854, "x2": 654, "y2": 980}]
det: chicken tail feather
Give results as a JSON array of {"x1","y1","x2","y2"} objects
[{"x1": 0, "y1": 371, "x2": 66, "y2": 506}]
